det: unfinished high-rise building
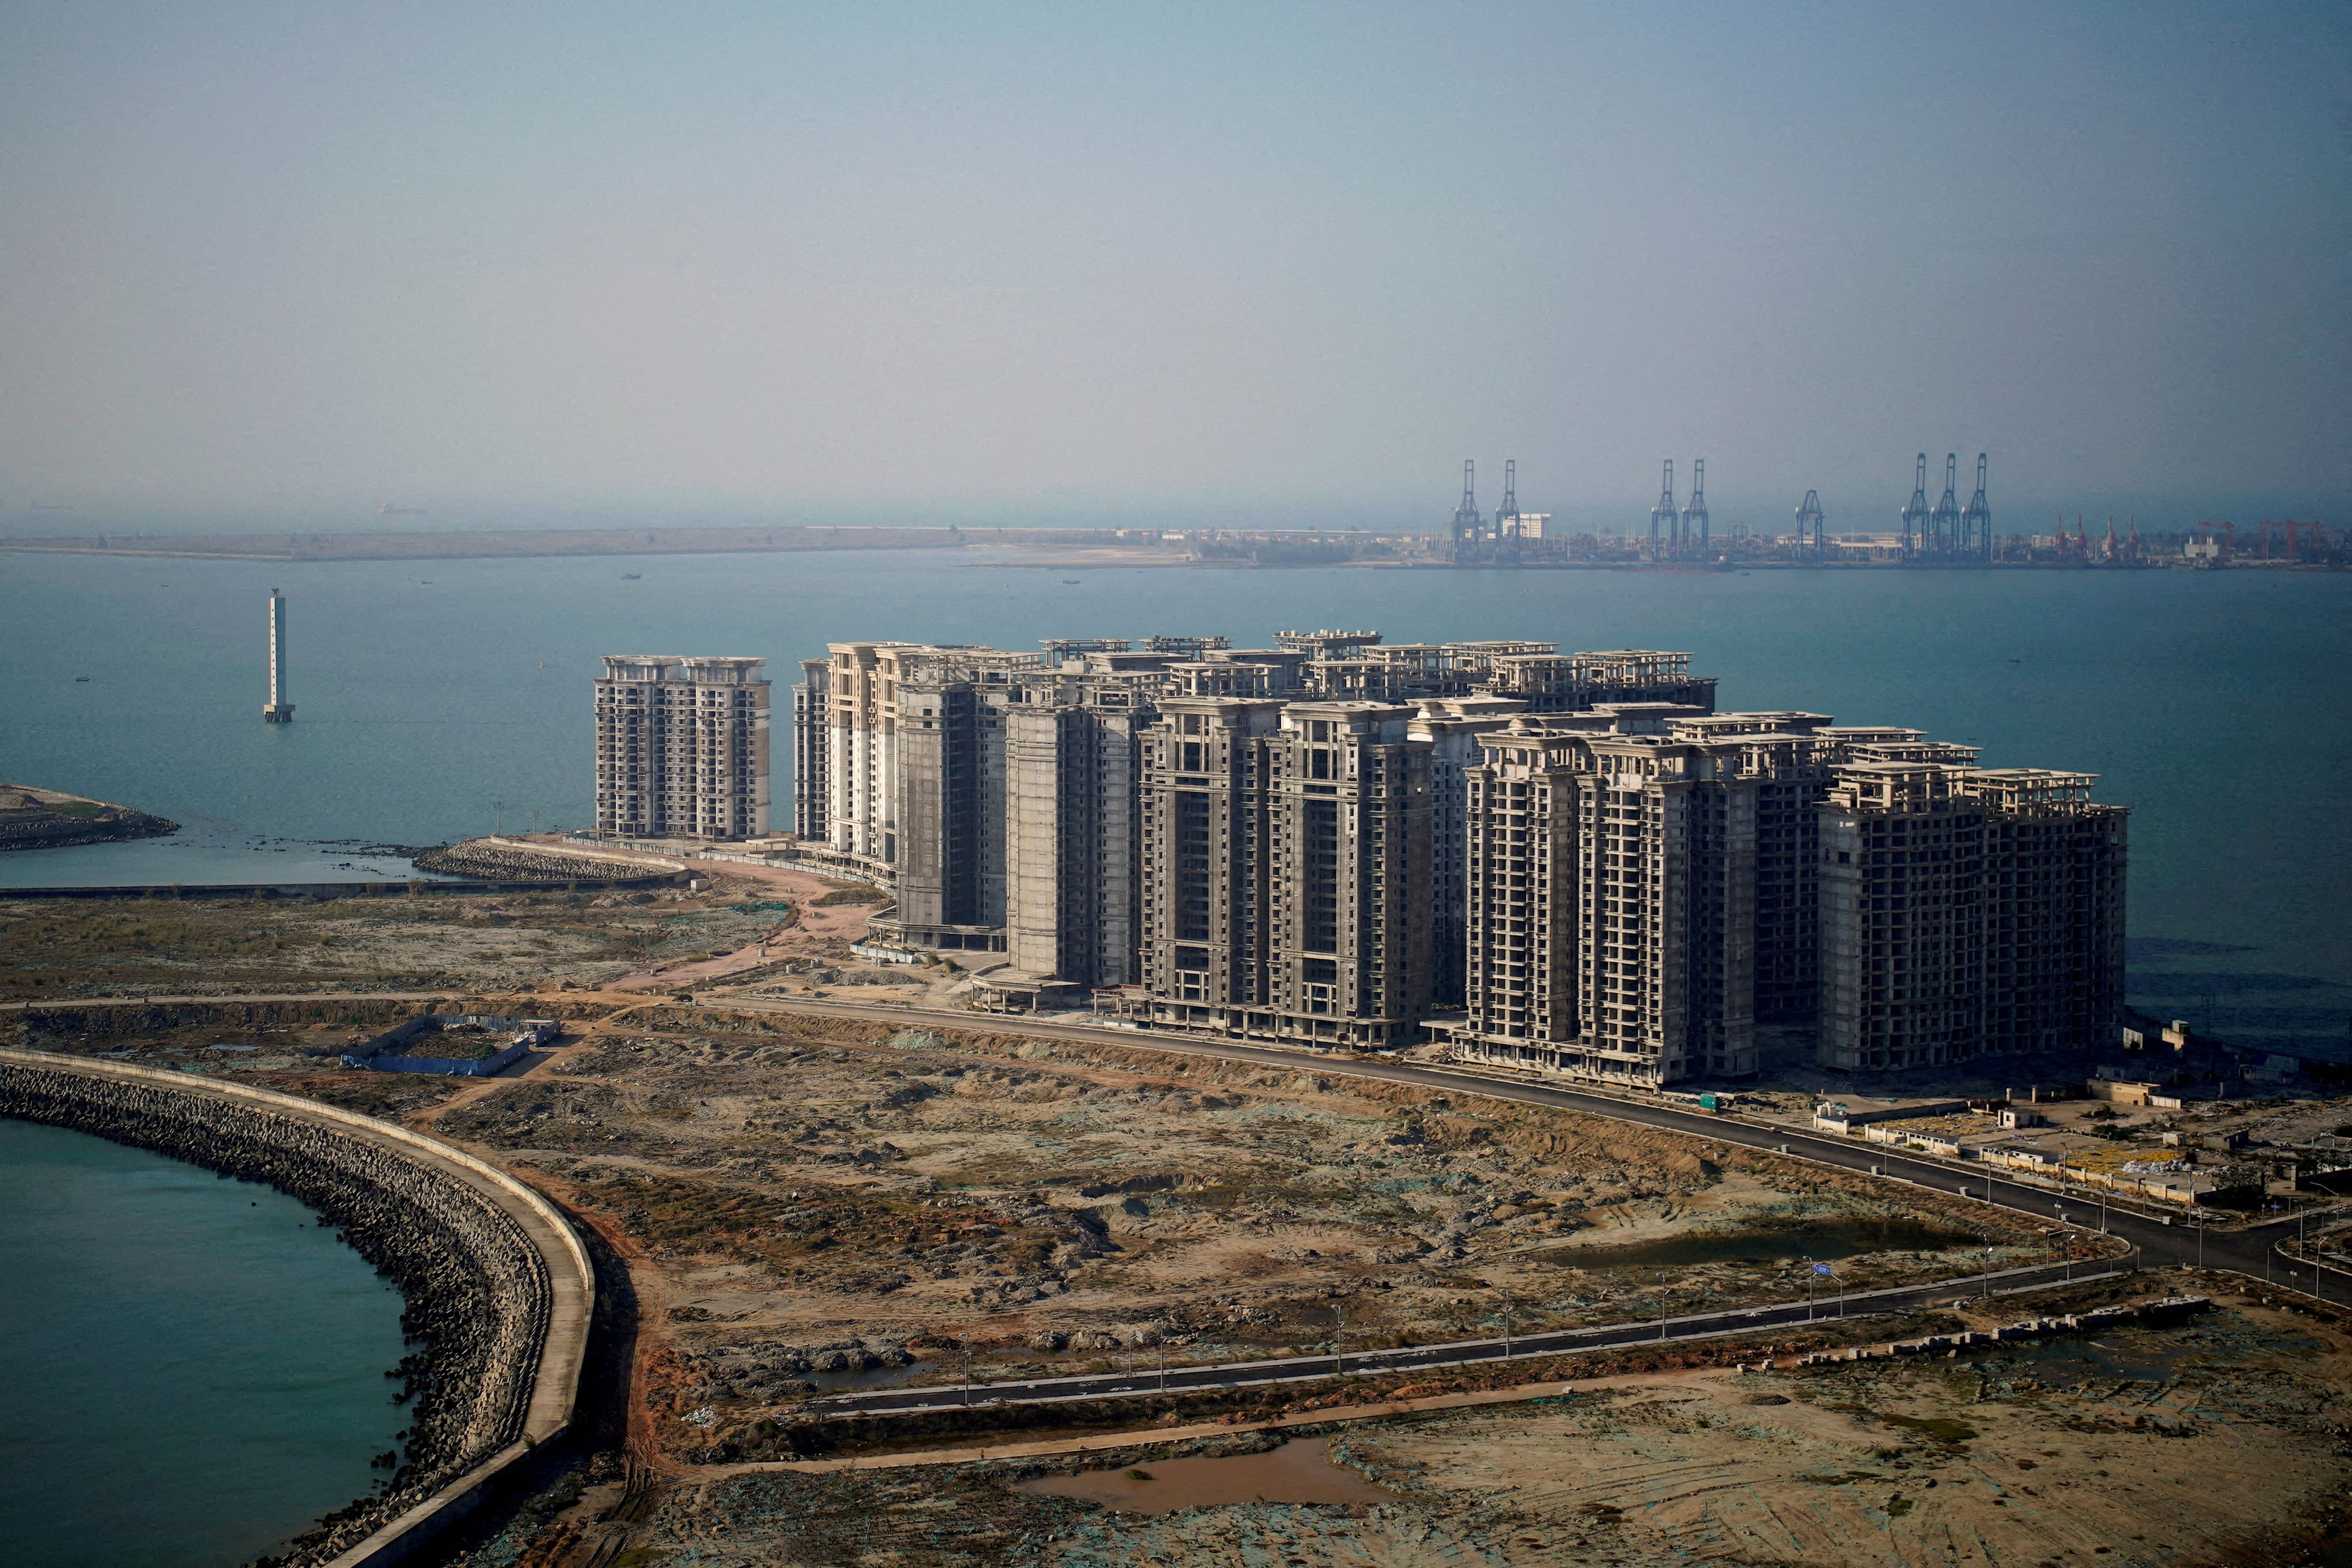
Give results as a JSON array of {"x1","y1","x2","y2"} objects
[
  {"x1": 1449, "y1": 716, "x2": 1764, "y2": 1086},
  {"x1": 792, "y1": 640, "x2": 1170, "y2": 998},
  {"x1": 1449, "y1": 709, "x2": 2126, "y2": 1087},
  {"x1": 595, "y1": 656, "x2": 771, "y2": 840},
  {"x1": 782, "y1": 629, "x2": 2124, "y2": 1077},
  {"x1": 1818, "y1": 764, "x2": 2126, "y2": 1071},
  {"x1": 1136, "y1": 697, "x2": 1433, "y2": 1047},
  {"x1": 788, "y1": 632, "x2": 1716, "y2": 1014}
]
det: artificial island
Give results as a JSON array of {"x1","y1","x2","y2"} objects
[{"x1": 2, "y1": 628, "x2": 2349, "y2": 1568}]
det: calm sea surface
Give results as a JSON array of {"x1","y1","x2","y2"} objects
[
  {"x1": 0, "y1": 1118, "x2": 407, "y2": 1568},
  {"x1": 3, "y1": 547, "x2": 2347, "y2": 1056}
]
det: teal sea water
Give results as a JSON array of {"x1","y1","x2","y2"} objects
[
  {"x1": 0, "y1": 1117, "x2": 407, "y2": 1568},
  {"x1": 2, "y1": 547, "x2": 2347, "y2": 1059}
]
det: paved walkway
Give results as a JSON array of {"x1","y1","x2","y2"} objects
[{"x1": 730, "y1": 1367, "x2": 1733, "y2": 1475}]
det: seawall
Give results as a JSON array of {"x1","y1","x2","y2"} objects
[{"x1": 0, "y1": 1048, "x2": 592, "y2": 1568}]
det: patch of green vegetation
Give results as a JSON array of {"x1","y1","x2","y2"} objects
[{"x1": 1886, "y1": 1493, "x2": 1914, "y2": 1517}]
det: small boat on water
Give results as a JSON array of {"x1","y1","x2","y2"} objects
[
  {"x1": 621, "y1": 573, "x2": 643, "y2": 580},
  {"x1": 74, "y1": 676, "x2": 90, "y2": 682}
]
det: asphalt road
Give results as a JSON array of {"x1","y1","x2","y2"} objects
[
  {"x1": 21, "y1": 986, "x2": 2347, "y2": 1378},
  {"x1": 807, "y1": 1259, "x2": 2127, "y2": 1416},
  {"x1": 35, "y1": 986, "x2": 2304, "y2": 1285},
  {"x1": 710, "y1": 991, "x2": 2299, "y2": 1286}
]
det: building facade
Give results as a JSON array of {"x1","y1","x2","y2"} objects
[
  {"x1": 1136, "y1": 697, "x2": 1434, "y2": 1047},
  {"x1": 1817, "y1": 764, "x2": 2127, "y2": 1072},
  {"x1": 1452, "y1": 710, "x2": 2127, "y2": 1087},
  {"x1": 595, "y1": 656, "x2": 771, "y2": 840},
  {"x1": 777, "y1": 629, "x2": 2125, "y2": 1079},
  {"x1": 1451, "y1": 717, "x2": 1760, "y2": 1087}
]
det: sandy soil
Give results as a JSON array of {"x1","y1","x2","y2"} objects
[
  {"x1": 454, "y1": 1287, "x2": 2352, "y2": 1568},
  {"x1": 355, "y1": 1008, "x2": 2061, "y2": 1473},
  {"x1": 0, "y1": 877, "x2": 808, "y2": 999},
  {"x1": 14, "y1": 879, "x2": 2350, "y2": 1566}
]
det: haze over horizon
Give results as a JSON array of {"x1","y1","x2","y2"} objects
[{"x1": 3, "y1": 2, "x2": 2346, "y2": 533}]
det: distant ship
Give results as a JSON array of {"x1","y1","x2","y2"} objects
[
  {"x1": 620, "y1": 573, "x2": 642, "y2": 581},
  {"x1": 379, "y1": 504, "x2": 430, "y2": 516}
]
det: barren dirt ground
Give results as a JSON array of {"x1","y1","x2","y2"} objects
[
  {"x1": 461, "y1": 1284, "x2": 2352, "y2": 1568},
  {"x1": 10, "y1": 871, "x2": 2352, "y2": 1566}
]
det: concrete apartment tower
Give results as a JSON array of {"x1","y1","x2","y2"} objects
[
  {"x1": 795, "y1": 638, "x2": 1197, "y2": 999},
  {"x1": 783, "y1": 630, "x2": 2120, "y2": 1080},
  {"x1": 262, "y1": 588, "x2": 294, "y2": 722},
  {"x1": 1450, "y1": 715, "x2": 1762, "y2": 1088},
  {"x1": 1818, "y1": 764, "x2": 2126, "y2": 1071},
  {"x1": 1136, "y1": 696, "x2": 1434, "y2": 1048},
  {"x1": 788, "y1": 633, "x2": 1732, "y2": 1029},
  {"x1": 594, "y1": 656, "x2": 770, "y2": 840},
  {"x1": 1452, "y1": 706, "x2": 2128, "y2": 1089}
]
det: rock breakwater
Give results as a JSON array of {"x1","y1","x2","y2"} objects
[
  {"x1": 0, "y1": 1053, "x2": 572, "y2": 1567},
  {"x1": 0, "y1": 781, "x2": 178, "y2": 850},
  {"x1": 410, "y1": 839, "x2": 675, "y2": 884}
]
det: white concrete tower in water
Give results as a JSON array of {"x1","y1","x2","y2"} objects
[{"x1": 262, "y1": 588, "x2": 294, "y2": 722}]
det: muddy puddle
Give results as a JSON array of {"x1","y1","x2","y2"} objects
[
  {"x1": 1015, "y1": 1437, "x2": 1396, "y2": 1514},
  {"x1": 1971, "y1": 1324, "x2": 2318, "y2": 1388},
  {"x1": 804, "y1": 1361, "x2": 928, "y2": 1393},
  {"x1": 1538, "y1": 1218, "x2": 1975, "y2": 1271}
]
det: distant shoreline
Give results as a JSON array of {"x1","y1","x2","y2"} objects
[{"x1": 8, "y1": 525, "x2": 2339, "y2": 571}]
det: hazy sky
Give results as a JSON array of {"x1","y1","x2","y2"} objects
[{"x1": 2, "y1": 2, "x2": 2346, "y2": 529}]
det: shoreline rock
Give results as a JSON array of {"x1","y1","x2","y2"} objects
[
  {"x1": 0, "y1": 781, "x2": 178, "y2": 852},
  {"x1": 0, "y1": 1061, "x2": 556, "y2": 1567},
  {"x1": 410, "y1": 839, "x2": 666, "y2": 883}
]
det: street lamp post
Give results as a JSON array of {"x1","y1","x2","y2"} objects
[
  {"x1": 1804, "y1": 1256, "x2": 1815, "y2": 1322},
  {"x1": 1659, "y1": 1273, "x2": 1669, "y2": 1342},
  {"x1": 1333, "y1": 1305, "x2": 1347, "y2": 1378}
]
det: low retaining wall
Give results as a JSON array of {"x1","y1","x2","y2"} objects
[
  {"x1": 345, "y1": 1015, "x2": 559, "y2": 1077},
  {"x1": 1748, "y1": 1294, "x2": 2211, "y2": 1371},
  {"x1": 0, "y1": 1049, "x2": 592, "y2": 1568}
]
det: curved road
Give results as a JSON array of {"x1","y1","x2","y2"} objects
[
  {"x1": 17, "y1": 987, "x2": 2346, "y2": 1414},
  {"x1": 809, "y1": 1257, "x2": 2130, "y2": 1417},
  {"x1": 710, "y1": 991, "x2": 2300, "y2": 1287}
]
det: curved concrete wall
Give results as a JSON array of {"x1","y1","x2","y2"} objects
[{"x1": 0, "y1": 1048, "x2": 591, "y2": 1568}]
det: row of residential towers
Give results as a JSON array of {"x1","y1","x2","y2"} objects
[{"x1": 593, "y1": 632, "x2": 2126, "y2": 1084}]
